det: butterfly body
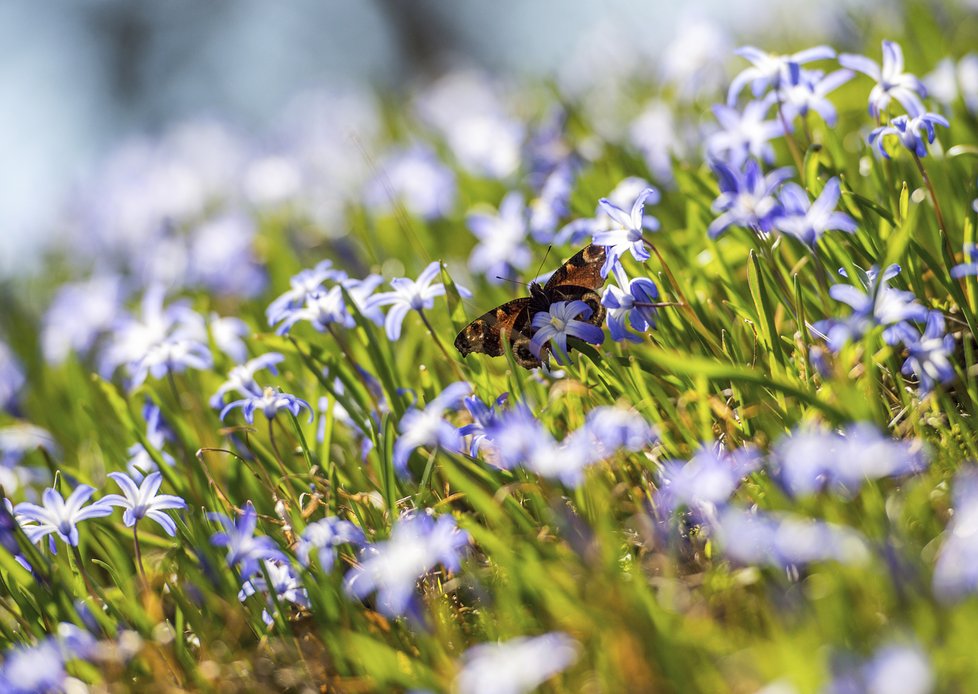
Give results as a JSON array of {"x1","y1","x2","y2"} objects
[{"x1": 454, "y1": 244, "x2": 607, "y2": 369}]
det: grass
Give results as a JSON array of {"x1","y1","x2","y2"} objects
[{"x1": 2, "y1": 2, "x2": 978, "y2": 692}]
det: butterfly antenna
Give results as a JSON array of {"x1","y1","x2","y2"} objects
[
  {"x1": 532, "y1": 245, "x2": 553, "y2": 283},
  {"x1": 495, "y1": 276, "x2": 531, "y2": 288}
]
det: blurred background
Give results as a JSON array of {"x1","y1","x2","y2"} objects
[{"x1": 0, "y1": 0, "x2": 889, "y2": 277}]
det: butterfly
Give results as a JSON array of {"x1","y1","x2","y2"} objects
[{"x1": 454, "y1": 244, "x2": 607, "y2": 369}]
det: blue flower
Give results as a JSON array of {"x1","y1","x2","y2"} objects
[
  {"x1": 272, "y1": 285, "x2": 355, "y2": 335},
  {"x1": 0, "y1": 341, "x2": 25, "y2": 413},
  {"x1": 775, "y1": 65, "x2": 854, "y2": 126},
  {"x1": 655, "y1": 444, "x2": 760, "y2": 517},
  {"x1": 528, "y1": 162, "x2": 575, "y2": 243},
  {"x1": 14, "y1": 484, "x2": 114, "y2": 549},
  {"x1": 455, "y1": 632, "x2": 579, "y2": 694},
  {"x1": 901, "y1": 312, "x2": 956, "y2": 394},
  {"x1": 869, "y1": 112, "x2": 949, "y2": 158},
  {"x1": 458, "y1": 392, "x2": 509, "y2": 456},
  {"x1": 601, "y1": 263, "x2": 659, "y2": 343},
  {"x1": 365, "y1": 261, "x2": 471, "y2": 341},
  {"x1": 711, "y1": 507, "x2": 870, "y2": 569},
  {"x1": 707, "y1": 100, "x2": 784, "y2": 166},
  {"x1": 209, "y1": 314, "x2": 251, "y2": 364},
  {"x1": 185, "y1": 212, "x2": 266, "y2": 298},
  {"x1": 220, "y1": 386, "x2": 313, "y2": 424},
  {"x1": 266, "y1": 260, "x2": 347, "y2": 326},
  {"x1": 211, "y1": 353, "x2": 286, "y2": 409},
  {"x1": 295, "y1": 517, "x2": 365, "y2": 572},
  {"x1": 727, "y1": 44, "x2": 836, "y2": 105},
  {"x1": 392, "y1": 382, "x2": 471, "y2": 476},
  {"x1": 826, "y1": 643, "x2": 933, "y2": 694},
  {"x1": 952, "y1": 243, "x2": 978, "y2": 279},
  {"x1": 773, "y1": 178, "x2": 857, "y2": 246},
  {"x1": 466, "y1": 192, "x2": 532, "y2": 284},
  {"x1": 363, "y1": 145, "x2": 456, "y2": 221},
  {"x1": 812, "y1": 264, "x2": 928, "y2": 351},
  {"x1": 345, "y1": 511, "x2": 468, "y2": 618},
  {"x1": 924, "y1": 54, "x2": 978, "y2": 114},
  {"x1": 126, "y1": 401, "x2": 177, "y2": 480},
  {"x1": 592, "y1": 187, "x2": 658, "y2": 277},
  {"x1": 839, "y1": 40, "x2": 928, "y2": 118},
  {"x1": 529, "y1": 301, "x2": 605, "y2": 365},
  {"x1": 708, "y1": 159, "x2": 792, "y2": 239},
  {"x1": 209, "y1": 501, "x2": 286, "y2": 576},
  {"x1": 770, "y1": 423, "x2": 928, "y2": 498},
  {"x1": 0, "y1": 639, "x2": 67, "y2": 694},
  {"x1": 581, "y1": 406, "x2": 656, "y2": 459},
  {"x1": 41, "y1": 274, "x2": 124, "y2": 364},
  {"x1": 101, "y1": 471, "x2": 187, "y2": 536},
  {"x1": 341, "y1": 274, "x2": 386, "y2": 325},
  {"x1": 934, "y1": 469, "x2": 978, "y2": 601},
  {"x1": 555, "y1": 177, "x2": 659, "y2": 248},
  {"x1": 0, "y1": 424, "x2": 56, "y2": 492},
  {"x1": 238, "y1": 559, "x2": 310, "y2": 626}
]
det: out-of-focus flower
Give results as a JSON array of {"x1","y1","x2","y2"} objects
[
  {"x1": 711, "y1": 507, "x2": 870, "y2": 569},
  {"x1": 933, "y1": 470, "x2": 978, "y2": 600},
  {"x1": 273, "y1": 285, "x2": 355, "y2": 335},
  {"x1": 708, "y1": 159, "x2": 792, "y2": 239},
  {"x1": 812, "y1": 265, "x2": 928, "y2": 351},
  {"x1": 901, "y1": 312, "x2": 956, "y2": 394},
  {"x1": 770, "y1": 423, "x2": 928, "y2": 497},
  {"x1": 869, "y1": 112, "x2": 949, "y2": 158},
  {"x1": 239, "y1": 560, "x2": 310, "y2": 626},
  {"x1": 363, "y1": 145, "x2": 456, "y2": 221},
  {"x1": 656, "y1": 444, "x2": 760, "y2": 516},
  {"x1": 840, "y1": 40, "x2": 927, "y2": 117},
  {"x1": 101, "y1": 285, "x2": 212, "y2": 388},
  {"x1": 774, "y1": 178, "x2": 857, "y2": 247},
  {"x1": 775, "y1": 66, "x2": 854, "y2": 126},
  {"x1": 660, "y1": 17, "x2": 732, "y2": 101},
  {"x1": 528, "y1": 162, "x2": 575, "y2": 243},
  {"x1": 0, "y1": 424, "x2": 57, "y2": 492},
  {"x1": 393, "y1": 382, "x2": 471, "y2": 476},
  {"x1": 580, "y1": 406, "x2": 655, "y2": 460},
  {"x1": 14, "y1": 484, "x2": 114, "y2": 549},
  {"x1": 341, "y1": 274, "x2": 386, "y2": 325},
  {"x1": 458, "y1": 393, "x2": 509, "y2": 456},
  {"x1": 529, "y1": 301, "x2": 605, "y2": 365},
  {"x1": 825, "y1": 643, "x2": 934, "y2": 694},
  {"x1": 345, "y1": 511, "x2": 468, "y2": 618},
  {"x1": 209, "y1": 501, "x2": 286, "y2": 576},
  {"x1": 455, "y1": 632, "x2": 579, "y2": 694},
  {"x1": 210, "y1": 314, "x2": 251, "y2": 364},
  {"x1": 186, "y1": 212, "x2": 265, "y2": 298},
  {"x1": 219, "y1": 386, "x2": 313, "y2": 424},
  {"x1": 101, "y1": 471, "x2": 187, "y2": 536},
  {"x1": 629, "y1": 100, "x2": 682, "y2": 183},
  {"x1": 466, "y1": 192, "x2": 532, "y2": 284},
  {"x1": 0, "y1": 341, "x2": 24, "y2": 413},
  {"x1": 296, "y1": 517, "x2": 365, "y2": 572},
  {"x1": 727, "y1": 45, "x2": 836, "y2": 104},
  {"x1": 211, "y1": 353, "x2": 285, "y2": 408},
  {"x1": 414, "y1": 70, "x2": 523, "y2": 179},
  {"x1": 707, "y1": 100, "x2": 784, "y2": 166},
  {"x1": 924, "y1": 54, "x2": 978, "y2": 113},
  {"x1": 602, "y1": 263, "x2": 659, "y2": 342},
  {"x1": 0, "y1": 639, "x2": 67, "y2": 694},
  {"x1": 126, "y1": 401, "x2": 177, "y2": 481},
  {"x1": 366, "y1": 262, "x2": 470, "y2": 341},
  {"x1": 266, "y1": 261, "x2": 347, "y2": 327},
  {"x1": 951, "y1": 243, "x2": 978, "y2": 278},
  {"x1": 42, "y1": 274, "x2": 125, "y2": 364}
]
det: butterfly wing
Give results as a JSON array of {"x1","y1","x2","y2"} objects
[
  {"x1": 454, "y1": 297, "x2": 533, "y2": 359},
  {"x1": 543, "y1": 244, "x2": 607, "y2": 327},
  {"x1": 543, "y1": 244, "x2": 607, "y2": 293}
]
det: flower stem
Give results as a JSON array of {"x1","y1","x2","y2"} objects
[
  {"x1": 418, "y1": 309, "x2": 466, "y2": 380},
  {"x1": 70, "y1": 544, "x2": 102, "y2": 605},
  {"x1": 912, "y1": 152, "x2": 948, "y2": 234},
  {"x1": 133, "y1": 525, "x2": 148, "y2": 587}
]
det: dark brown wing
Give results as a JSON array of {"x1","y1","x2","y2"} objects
[
  {"x1": 454, "y1": 297, "x2": 533, "y2": 358},
  {"x1": 543, "y1": 244, "x2": 606, "y2": 293},
  {"x1": 543, "y1": 244, "x2": 607, "y2": 328}
]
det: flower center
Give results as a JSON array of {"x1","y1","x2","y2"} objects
[{"x1": 549, "y1": 316, "x2": 567, "y2": 331}]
